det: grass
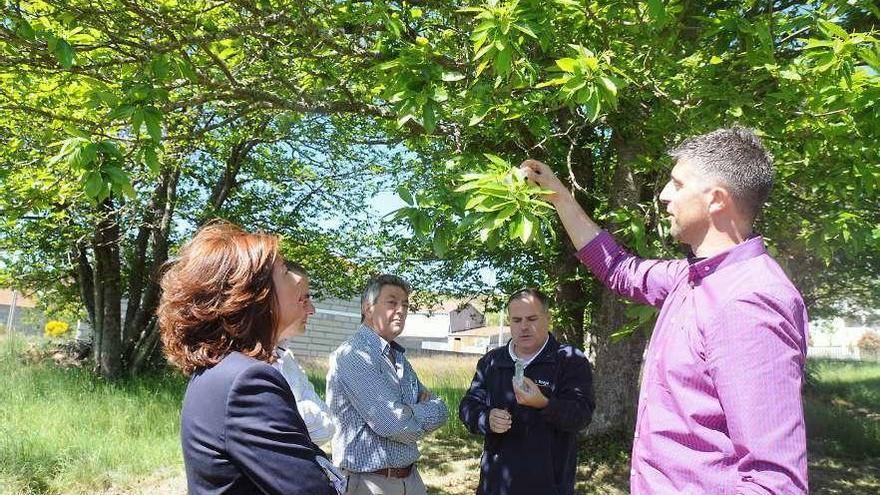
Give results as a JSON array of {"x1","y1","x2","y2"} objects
[
  {"x1": 804, "y1": 359, "x2": 880, "y2": 459},
  {"x1": 1, "y1": 335, "x2": 878, "y2": 494},
  {"x1": 0, "y1": 336, "x2": 186, "y2": 495}
]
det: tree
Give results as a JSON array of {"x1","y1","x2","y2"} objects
[
  {"x1": 360, "y1": 0, "x2": 880, "y2": 434},
  {"x1": 0, "y1": 0, "x2": 404, "y2": 377},
  {"x1": 1, "y1": 0, "x2": 878, "y2": 435}
]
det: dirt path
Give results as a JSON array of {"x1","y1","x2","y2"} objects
[{"x1": 96, "y1": 452, "x2": 879, "y2": 495}]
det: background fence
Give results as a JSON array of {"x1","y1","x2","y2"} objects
[{"x1": 808, "y1": 345, "x2": 880, "y2": 362}]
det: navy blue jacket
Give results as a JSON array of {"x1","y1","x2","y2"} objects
[
  {"x1": 180, "y1": 351, "x2": 335, "y2": 495},
  {"x1": 459, "y1": 335, "x2": 595, "y2": 495}
]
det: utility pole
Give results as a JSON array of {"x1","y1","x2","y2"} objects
[{"x1": 5, "y1": 289, "x2": 17, "y2": 333}]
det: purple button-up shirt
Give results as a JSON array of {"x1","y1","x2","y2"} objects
[{"x1": 577, "y1": 231, "x2": 808, "y2": 495}]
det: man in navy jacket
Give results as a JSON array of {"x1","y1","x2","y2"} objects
[{"x1": 459, "y1": 288, "x2": 595, "y2": 495}]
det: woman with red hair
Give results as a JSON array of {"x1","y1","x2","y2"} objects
[{"x1": 158, "y1": 222, "x2": 340, "y2": 495}]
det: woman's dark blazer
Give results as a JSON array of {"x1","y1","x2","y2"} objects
[{"x1": 180, "y1": 351, "x2": 336, "y2": 495}]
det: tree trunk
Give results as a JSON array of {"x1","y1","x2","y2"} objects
[
  {"x1": 586, "y1": 130, "x2": 650, "y2": 436},
  {"x1": 122, "y1": 166, "x2": 181, "y2": 371},
  {"x1": 552, "y1": 251, "x2": 587, "y2": 346},
  {"x1": 92, "y1": 198, "x2": 123, "y2": 379}
]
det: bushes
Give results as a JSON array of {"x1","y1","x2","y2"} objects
[{"x1": 857, "y1": 331, "x2": 880, "y2": 358}]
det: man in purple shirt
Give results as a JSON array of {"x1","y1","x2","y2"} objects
[{"x1": 521, "y1": 127, "x2": 809, "y2": 494}]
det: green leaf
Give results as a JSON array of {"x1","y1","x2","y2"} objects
[
  {"x1": 52, "y1": 38, "x2": 75, "y2": 68},
  {"x1": 536, "y1": 77, "x2": 569, "y2": 88},
  {"x1": 493, "y1": 205, "x2": 517, "y2": 227},
  {"x1": 509, "y1": 214, "x2": 524, "y2": 240},
  {"x1": 645, "y1": 0, "x2": 667, "y2": 27},
  {"x1": 144, "y1": 146, "x2": 160, "y2": 174},
  {"x1": 218, "y1": 46, "x2": 237, "y2": 60},
  {"x1": 519, "y1": 214, "x2": 534, "y2": 243},
  {"x1": 431, "y1": 86, "x2": 449, "y2": 103},
  {"x1": 131, "y1": 109, "x2": 144, "y2": 135},
  {"x1": 103, "y1": 166, "x2": 129, "y2": 186},
  {"x1": 583, "y1": 92, "x2": 602, "y2": 121},
  {"x1": 494, "y1": 47, "x2": 512, "y2": 75},
  {"x1": 468, "y1": 107, "x2": 491, "y2": 126},
  {"x1": 465, "y1": 195, "x2": 488, "y2": 209},
  {"x1": 143, "y1": 107, "x2": 163, "y2": 141},
  {"x1": 81, "y1": 143, "x2": 98, "y2": 168},
  {"x1": 108, "y1": 104, "x2": 135, "y2": 121},
  {"x1": 779, "y1": 69, "x2": 802, "y2": 80},
  {"x1": 376, "y1": 60, "x2": 401, "y2": 71},
  {"x1": 397, "y1": 186, "x2": 414, "y2": 205},
  {"x1": 818, "y1": 19, "x2": 850, "y2": 41},
  {"x1": 176, "y1": 58, "x2": 199, "y2": 82},
  {"x1": 432, "y1": 230, "x2": 449, "y2": 258},
  {"x1": 151, "y1": 56, "x2": 170, "y2": 80},
  {"x1": 83, "y1": 171, "x2": 103, "y2": 199},
  {"x1": 63, "y1": 125, "x2": 90, "y2": 139},
  {"x1": 422, "y1": 103, "x2": 437, "y2": 133},
  {"x1": 14, "y1": 18, "x2": 36, "y2": 40},
  {"x1": 474, "y1": 43, "x2": 494, "y2": 61},
  {"x1": 555, "y1": 58, "x2": 577, "y2": 72},
  {"x1": 116, "y1": 180, "x2": 137, "y2": 199},
  {"x1": 599, "y1": 76, "x2": 618, "y2": 96},
  {"x1": 455, "y1": 181, "x2": 484, "y2": 192},
  {"x1": 513, "y1": 24, "x2": 538, "y2": 39},
  {"x1": 483, "y1": 153, "x2": 510, "y2": 168}
]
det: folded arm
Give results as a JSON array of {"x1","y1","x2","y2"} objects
[{"x1": 333, "y1": 348, "x2": 427, "y2": 443}]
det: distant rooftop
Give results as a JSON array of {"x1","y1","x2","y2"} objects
[{"x1": 0, "y1": 289, "x2": 36, "y2": 308}]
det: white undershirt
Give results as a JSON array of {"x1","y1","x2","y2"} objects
[{"x1": 508, "y1": 335, "x2": 549, "y2": 367}]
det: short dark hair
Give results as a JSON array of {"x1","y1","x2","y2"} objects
[
  {"x1": 361, "y1": 274, "x2": 411, "y2": 322},
  {"x1": 506, "y1": 288, "x2": 550, "y2": 313},
  {"x1": 668, "y1": 126, "x2": 774, "y2": 221}
]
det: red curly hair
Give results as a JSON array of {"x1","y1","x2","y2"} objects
[{"x1": 157, "y1": 222, "x2": 280, "y2": 375}]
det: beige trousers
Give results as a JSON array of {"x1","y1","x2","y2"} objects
[{"x1": 344, "y1": 466, "x2": 427, "y2": 495}]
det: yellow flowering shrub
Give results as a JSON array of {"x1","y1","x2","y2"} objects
[{"x1": 44, "y1": 320, "x2": 70, "y2": 338}]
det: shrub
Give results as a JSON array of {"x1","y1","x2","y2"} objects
[
  {"x1": 857, "y1": 330, "x2": 880, "y2": 357},
  {"x1": 44, "y1": 320, "x2": 70, "y2": 338}
]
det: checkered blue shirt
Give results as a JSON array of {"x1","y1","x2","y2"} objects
[{"x1": 327, "y1": 325, "x2": 448, "y2": 472}]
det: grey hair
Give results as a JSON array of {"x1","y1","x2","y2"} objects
[
  {"x1": 360, "y1": 274, "x2": 411, "y2": 322},
  {"x1": 507, "y1": 288, "x2": 550, "y2": 313},
  {"x1": 668, "y1": 126, "x2": 774, "y2": 221}
]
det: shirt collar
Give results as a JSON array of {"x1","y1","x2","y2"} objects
[
  {"x1": 358, "y1": 324, "x2": 406, "y2": 356},
  {"x1": 688, "y1": 234, "x2": 767, "y2": 283},
  {"x1": 508, "y1": 333, "x2": 551, "y2": 367}
]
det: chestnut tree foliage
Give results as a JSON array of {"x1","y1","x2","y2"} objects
[{"x1": 1, "y1": 0, "x2": 877, "y2": 433}]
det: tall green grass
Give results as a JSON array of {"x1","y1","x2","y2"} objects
[
  {"x1": 0, "y1": 336, "x2": 185, "y2": 494},
  {"x1": 3, "y1": 334, "x2": 876, "y2": 494},
  {"x1": 805, "y1": 359, "x2": 880, "y2": 458}
]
